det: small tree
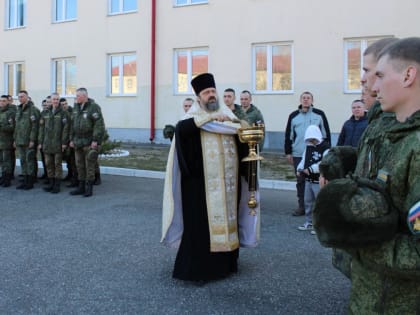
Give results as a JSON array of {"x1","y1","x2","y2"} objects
[{"x1": 99, "y1": 129, "x2": 121, "y2": 155}]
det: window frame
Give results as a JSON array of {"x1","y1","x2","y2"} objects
[
  {"x1": 251, "y1": 42, "x2": 294, "y2": 95},
  {"x1": 108, "y1": 0, "x2": 138, "y2": 15},
  {"x1": 173, "y1": 47, "x2": 209, "y2": 95},
  {"x1": 51, "y1": 57, "x2": 77, "y2": 97},
  {"x1": 52, "y1": 0, "x2": 77, "y2": 23},
  {"x1": 343, "y1": 36, "x2": 392, "y2": 94},
  {"x1": 173, "y1": 0, "x2": 208, "y2": 7},
  {"x1": 107, "y1": 52, "x2": 138, "y2": 97},
  {"x1": 4, "y1": 62, "x2": 25, "y2": 97},
  {"x1": 5, "y1": 0, "x2": 26, "y2": 29}
]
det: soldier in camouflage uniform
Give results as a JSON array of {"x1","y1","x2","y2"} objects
[
  {"x1": 223, "y1": 88, "x2": 247, "y2": 121},
  {"x1": 14, "y1": 90, "x2": 40, "y2": 190},
  {"x1": 240, "y1": 90, "x2": 265, "y2": 151},
  {"x1": 0, "y1": 95, "x2": 16, "y2": 187},
  {"x1": 69, "y1": 88, "x2": 105, "y2": 197},
  {"x1": 38, "y1": 93, "x2": 70, "y2": 193},
  {"x1": 239, "y1": 90, "x2": 264, "y2": 125},
  {"x1": 325, "y1": 38, "x2": 400, "y2": 280},
  {"x1": 6, "y1": 95, "x2": 17, "y2": 179},
  {"x1": 313, "y1": 38, "x2": 420, "y2": 314}
]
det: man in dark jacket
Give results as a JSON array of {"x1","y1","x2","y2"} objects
[{"x1": 336, "y1": 99, "x2": 368, "y2": 147}]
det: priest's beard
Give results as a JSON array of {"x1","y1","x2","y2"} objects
[{"x1": 204, "y1": 97, "x2": 220, "y2": 112}]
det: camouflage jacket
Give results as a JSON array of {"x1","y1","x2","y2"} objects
[
  {"x1": 0, "y1": 104, "x2": 16, "y2": 149},
  {"x1": 231, "y1": 104, "x2": 247, "y2": 121},
  {"x1": 38, "y1": 107, "x2": 70, "y2": 154},
  {"x1": 70, "y1": 99, "x2": 105, "y2": 148},
  {"x1": 244, "y1": 104, "x2": 264, "y2": 125},
  {"x1": 354, "y1": 110, "x2": 420, "y2": 279},
  {"x1": 14, "y1": 101, "x2": 40, "y2": 146},
  {"x1": 355, "y1": 102, "x2": 396, "y2": 178}
]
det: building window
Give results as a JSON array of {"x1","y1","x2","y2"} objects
[
  {"x1": 252, "y1": 43, "x2": 293, "y2": 94},
  {"x1": 344, "y1": 37, "x2": 391, "y2": 93},
  {"x1": 109, "y1": 53, "x2": 137, "y2": 96},
  {"x1": 109, "y1": 0, "x2": 137, "y2": 15},
  {"x1": 6, "y1": 0, "x2": 26, "y2": 29},
  {"x1": 52, "y1": 58, "x2": 77, "y2": 96},
  {"x1": 174, "y1": 0, "x2": 208, "y2": 6},
  {"x1": 53, "y1": 0, "x2": 77, "y2": 22},
  {"x1": 174, "y1": 48, "x2": 208, "y2": 94},
  {"x1": 4, "y1": 62, "x2": 25, "y2": 97}
]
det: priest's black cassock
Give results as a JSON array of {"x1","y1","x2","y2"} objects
[{"x1": 172, "y1": 117, "x2": 249, "y2": 281}]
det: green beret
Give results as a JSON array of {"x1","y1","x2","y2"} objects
[
  {"x1": 313, "y1": 177, "x2": 398, "y2": 249},
  {"x1": 319, "y1": 146, "x2": 357, "y2": 181}
]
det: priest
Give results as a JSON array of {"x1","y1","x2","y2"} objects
[{"x1": 161, "y1": 73, "x2": 260, "y2": 282}]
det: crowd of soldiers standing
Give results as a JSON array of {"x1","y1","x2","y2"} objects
[{"x1": 0, "y1": 87, "x2": 105, "y2": 197}]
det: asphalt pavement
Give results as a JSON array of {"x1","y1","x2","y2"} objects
[{"x1": 0, "y1": 173, "x2": 350, "y2": 315}]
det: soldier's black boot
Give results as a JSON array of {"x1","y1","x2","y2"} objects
[
  {"x1": 70, "y1": 180, "x2": 85, "y2": 195},
  {"x1": 0, "y1": 171, "x2": 5, "y2": 185},
  {"x1": 2, "y1": 173, "x2": 12, "y2": 187},
  {"x1": 84, "y1": 181, "x2": 93, "y2": 197},
  {"x1": 93, "y1": 171, "x2": 101, "y2": 185},
  {"x1": 24, "y1": 176, "x2": 34, "y2": 190},
  {"x1": 16, "y1": 175, "x2": 28, "y2": 189},
  {"x1": 51, "y1": 178, "x2": 60, "y2": 194},
  {"x1": 43, "y1": 178, "x2": 55, "y2": 192},
  {"x1": 67, "y1": 177, "x2": 79, "y2": 188}
]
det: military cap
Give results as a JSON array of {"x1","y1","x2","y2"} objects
[
  {"x1": 319, "y1": 146, "x2": 357, "y2": 180},
  {"x1": 87, "y1": 149, "x2": 98, "y2": 161},
  {"x1": 163, "y1": 124, "x2": 175, "y2": 139},
  {"x1": 313, "y1": 177, "x2": 398, "y2": 249}
]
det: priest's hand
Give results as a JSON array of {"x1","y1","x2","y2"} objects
[{"x1": 210, "y1": 113, "x2": 231, "y2": 122}]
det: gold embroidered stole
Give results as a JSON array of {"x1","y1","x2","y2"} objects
[{"x1": 201, "y1": 130, "x2": 239, "y2": 252}]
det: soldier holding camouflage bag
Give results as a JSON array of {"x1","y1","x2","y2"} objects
[{"x1": 313, "y1": 38, "x2": 420, "y2": 314}]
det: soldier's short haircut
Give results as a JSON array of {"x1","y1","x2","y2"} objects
[
  {"x1": 363, "y1": 37, "x2": 399, "y2": 60},
  {"x1": 18, "y1": 90, "x2": 28, "y2": 95},
  {"x1": 1, "y1": 95, "x2": 9, "y2": 99},
  {"x1": 241, "y1": 90, "x2": 252, "y2": 96},
  {"x1": 184, "y1": 97, "x2": 194, "y2": 103},
  {"x1": 76, "y1": 87, "x2": 88, "y2": 95},
  {"x1": 378, "y1": 37, "x2": 420, "y2": 68},
  {"x1": 224, "y1": 88, "x2": 235, "y2": 94}
]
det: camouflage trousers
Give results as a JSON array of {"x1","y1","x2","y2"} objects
[
  {"x1": 45, "y1": 152, "x2": 63, "y2": 179},
  {"x1": 0, "y1": 148, "x2": 13, "y2": 173},
  {"x1": 349, "y1": 259, "x2": 420, "y2": 314},
  {"x1": 17, "y1": 146, "x2": 37, "y2": 176},
  {"x1": 75, "y1": 146, "x2": 98, "y2": 181},
  {"x1": 63, "y1": 147, "x2": 77, "y2": 175}
]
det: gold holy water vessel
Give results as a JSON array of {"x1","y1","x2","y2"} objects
[{"x1": 238, "y1": 124, "x2": 265, "y2": 213}]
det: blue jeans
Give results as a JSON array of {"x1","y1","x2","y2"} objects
[{"x1": 304, "y1": 181, "x2": 320, "y2": 224}]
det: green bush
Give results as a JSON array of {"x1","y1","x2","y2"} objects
[{"x1": 100, "y1": 130, "x2": 122, "y2": 154}]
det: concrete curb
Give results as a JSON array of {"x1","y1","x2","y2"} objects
[{"x1": 17, "y1": 160, "x2": 295, "y2": 191}]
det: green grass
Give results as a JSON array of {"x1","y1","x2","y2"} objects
[{"x1": 99, "y1": 144, "x2": 295, "y2": 181}]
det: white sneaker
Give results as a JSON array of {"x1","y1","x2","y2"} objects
[
  {"x1": 310, "y1": 230, "x2": 316, "y2": 235},
  {"x1": 297, "y1": 222, "x2": 313, "y2": 231}
]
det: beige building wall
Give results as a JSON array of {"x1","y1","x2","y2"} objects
[{"x1": 1, "y1": 0, "x2": 418, "y2": 148}]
